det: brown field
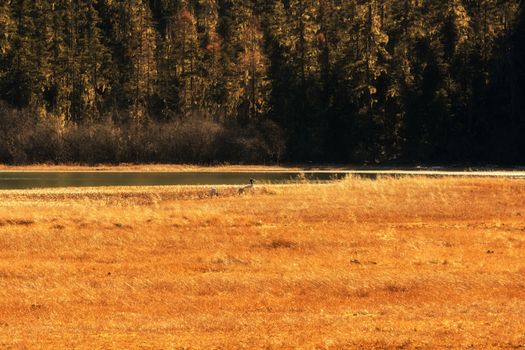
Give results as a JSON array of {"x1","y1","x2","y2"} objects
[{"x1": 0, "y1": 176, "x2": 524, "y2": 349}]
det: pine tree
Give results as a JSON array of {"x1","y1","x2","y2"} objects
[
  {"x1": 396, "y1": 1, "x2": 448, "y2": 160},
  {"x1": 509, "y1": 0, "x2": 525, "y2": 155},
  {"x1": 194, "y1": 0, "x2": 223, "y2": 118},
  {"x1": 2, "y1": 0, "x2": 50, "y2": 109},
  {"x1": 286, "y1": 0, "x2": 321, "y2": 103},
  {"x1": 273, "y1": 0, "x2": 322, "y2": 159},
  {"x1": 101, "y1": 0, "x2": 158, "y2": 122},
  {"x1": 341, "y1": 0, "x2": 389, "y2": 161},
  {"x1": 169, "y1": 5, "x2": 199, "y2": 116},
  {"x1": 263, "y1": 0, "x2": 291, "y2": 122},
  {"x1": 59, "y1": 0, "x2": 112, "y2": 122},
  {"x1": 0, "y1": 0, "x2": 14, "y2": 98},
  {"x1": 219, "y1": 1, "x2": 270, "y2": 122},
  {"x1": 152, "y1": 0, "x2": 180, "y2": 119},
  {"x1": 381, "y1": 0, "x2": 426, "y2": 160},
  {"x1": 46, "y1": 0, "x2": 70, "y2": 120},
  {"x1": 315, "y1": 0, "x2": 360, "y2": 160},
  {"x1": 0, "y1": 0, "x2": 523, "y2": 163}
]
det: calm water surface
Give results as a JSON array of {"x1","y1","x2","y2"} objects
[{"x1": 0, "y1": 172, "x2": 349, "y2": 190}]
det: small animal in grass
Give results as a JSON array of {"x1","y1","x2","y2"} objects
[
  {"x1": 239, "y1": 179, "x2": 255, "y2": 195},
  {"x1": 208, "y1": 187, "x2": 219, "y2": 197}
]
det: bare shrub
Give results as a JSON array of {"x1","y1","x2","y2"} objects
[
  {"x1": 0, "y1": 103, "x2": 63, "y2": 163},
  {"x1": 63, "y1": 120, "x2": 122, "y2": 164},
  {"x1": 22, "y1": 117, "x2": 64, "y2": 163},
  {"x1": 0, "y1": 104, "x2": 286, "y2": 164}
]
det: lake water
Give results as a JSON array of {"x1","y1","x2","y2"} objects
[
  {"x1": 1, "y1": 170, "x2": 522, "y2": 190},
  {"x1": 0, "y1": 172, "x2": 349, "y2": 190}
]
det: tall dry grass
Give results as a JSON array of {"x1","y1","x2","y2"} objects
[{"x1": 0, "y1": 176, "x2": 524, "y2": 348}]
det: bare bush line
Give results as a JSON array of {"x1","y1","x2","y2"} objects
[{"x1": 0, "y1": 104, "x2": 285, "y2": 164}]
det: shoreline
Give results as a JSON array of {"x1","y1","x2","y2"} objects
[{"x1": 0, "y1": 164, "x2": 524, "y2": 178}]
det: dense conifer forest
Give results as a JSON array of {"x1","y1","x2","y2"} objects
[{"x1": 0, "y1": 0, "x2": 523, "y2": 164}]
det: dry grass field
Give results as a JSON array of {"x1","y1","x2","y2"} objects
[{"x1": 0, "y1": 176, "x2": 524, "y2": 349}]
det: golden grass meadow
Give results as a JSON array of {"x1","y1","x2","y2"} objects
[{"x1": 0, "y1": 176, "x2": 524, "y2": 349}]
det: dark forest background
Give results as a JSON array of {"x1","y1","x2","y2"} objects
[{"x1": 0, "y1": 0, "x2": 524, "y2": 164}]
